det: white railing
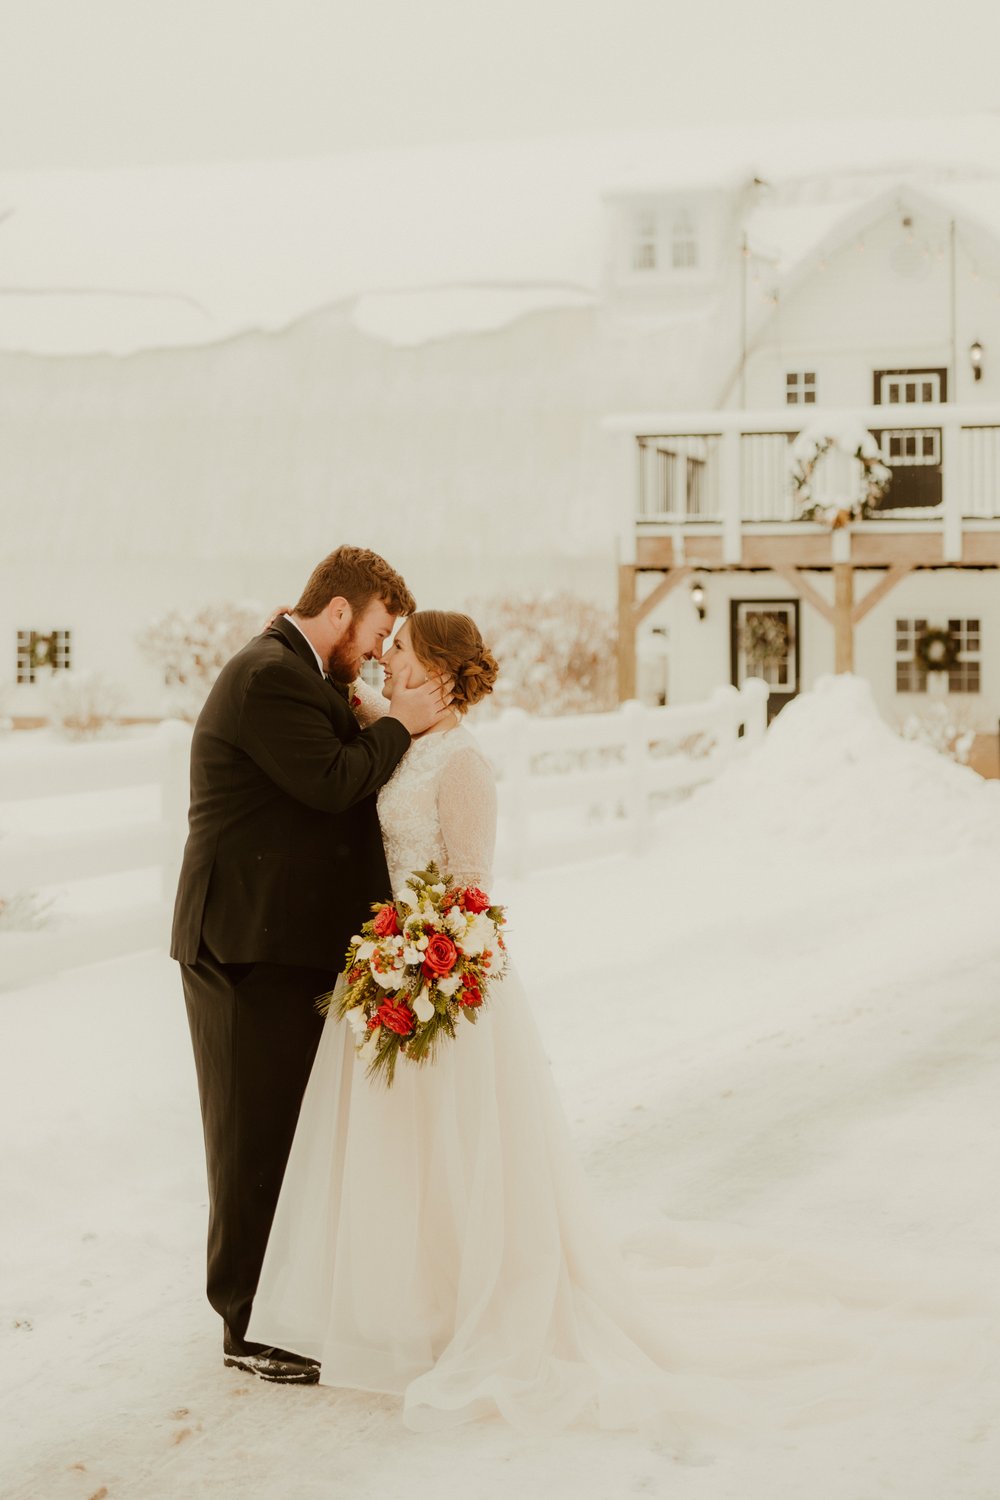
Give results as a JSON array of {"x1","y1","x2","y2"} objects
[
  {"x1": 0, "y1": 721, "x2": 191, "y2": 991},
  {"x1": 475, "y1": 680, "x2": 769, "y2": 876},
  {"x1": 623, "y1": 404, "x2": 1000, "y2": 525},
  {"x1": 0, "y1": 683, "x2": 769, "y2": 988}
]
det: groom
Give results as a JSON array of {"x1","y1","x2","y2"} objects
[{"x1": 172, "y1": 545, "x2": 449, "y2": 1383}]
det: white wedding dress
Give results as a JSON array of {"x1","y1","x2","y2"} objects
[{"x1": 248, "y1": 721, "x2": 988, "y2": 1440}]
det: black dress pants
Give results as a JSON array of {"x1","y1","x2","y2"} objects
[{"x1": 181, "y1": 948, "x2": 337, "y2": 1344}]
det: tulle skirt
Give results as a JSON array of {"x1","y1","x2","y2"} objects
[{"x1": 248, "y1": 967, "x2": 990, "y2": 1440}]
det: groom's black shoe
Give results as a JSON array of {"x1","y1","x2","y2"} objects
[{"x1": 223, "y1": 1328, "x2": 320, "y2": 1385}]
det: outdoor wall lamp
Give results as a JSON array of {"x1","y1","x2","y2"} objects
[
  {"x1": 690, "y1": 578, "x2": 707, "y2": 619},
  {"x1": 970, "y1": 340, "x2": 984, "y2": 382}
]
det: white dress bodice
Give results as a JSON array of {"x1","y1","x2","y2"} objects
[{"x1": 376, "y1": 724, "x2": 497, "y2": 893}]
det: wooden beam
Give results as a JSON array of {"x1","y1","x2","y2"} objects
[
  {"x1": 767, "y1": 563, "x2": 835, "y2": 624},
  {"x1": 633, "y1": 566, "x2": 693, "y2": 627},
  {"x1": 851, "y1": 564, "x2": 914, "y2": 625},
  {"x1": 617, "y1": 564, "x2": 637, "y2": 703},
  {"x1": 834, "y1": 563, "x2": 854, "y2": 672}
]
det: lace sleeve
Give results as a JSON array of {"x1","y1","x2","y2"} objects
[
  {"x1": 351, "y1": 678, "x2": 389, "y2": 728},
  {"x1": 437, "y1": 744, "x2": 498, "y2": 889}
]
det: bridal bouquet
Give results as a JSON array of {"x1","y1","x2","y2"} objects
[{"x1": 318, "y1": 862, "x2": 507, "y2": 1087}]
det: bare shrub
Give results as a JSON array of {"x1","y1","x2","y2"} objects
[
  {"x1": 898, "y1": 701, "x2": 976, "y2": 764},
  {"x1": 138, "y1": 601, "x2": 261, "y2": 720},
  {"x1": 471, "y1": 591, "x2": 617, "y2": 718},
  {"x1": 45, "y1": 670, "x2": 125, "y2": 741}
]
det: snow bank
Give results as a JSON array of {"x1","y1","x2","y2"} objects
[{"x1": 671, "y1": 674, "x2": 1000, "y2": 858}]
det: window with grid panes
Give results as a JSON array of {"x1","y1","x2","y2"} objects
[
  {"x1": 946, "y1": 618, "x2": 981, "y2": 693},
  {"x1": 632, "y1": 209, "x2": 658, "y2": 271},
  {"x1": 16, "y1": 629, "x2": 72, "y2": 684},
  {"x1": 671, "y1": 212, "x2": 698, "y2": 269},
  {"x1": 786, "y1": 372, "x2": 816, "y2": 405},
  {"x1": 895, "y1": 618, "x2": 980, "y2": 694}
]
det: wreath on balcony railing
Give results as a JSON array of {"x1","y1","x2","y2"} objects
[
  {"x1": 790, "y1": 422, "x2": 892, "y2": 527},
  {"x1": 915, "y1": 626, "x2": 959, "y2": 674}
]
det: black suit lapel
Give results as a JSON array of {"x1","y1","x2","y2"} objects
[
  {"x1": 265, "y1": 617, "x2": 324, "y2": 676},
  {"x1": 263, "y1": 617, "x2": 358, "y2": 733}
]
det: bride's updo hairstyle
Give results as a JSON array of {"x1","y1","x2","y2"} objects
[{"x1": 406, "y1": 611, "x2": 499, "y2": 715}]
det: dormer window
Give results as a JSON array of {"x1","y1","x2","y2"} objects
[
  {"x1": 671, "y1": 211, "x2": 698, "y2": 270},
  {"x1": 632, "y1": 209, "x2": 658, "y2": 272}
]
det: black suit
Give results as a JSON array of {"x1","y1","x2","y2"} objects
[{"x1": 172, "y1": 617, "x2": 410, "y2": 1344}]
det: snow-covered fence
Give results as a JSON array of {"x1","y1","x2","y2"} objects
[
  {"x1": 0, "y1": 682, "x2": 768, "y2": 988},
  {"x1": 475, "y1": 680, "x2": 769, "y2": 875},
  {"x1": 0, "y1": 722, "x2": 191, "y2": 991}
]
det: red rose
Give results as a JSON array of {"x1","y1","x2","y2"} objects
[
  {"x1": 422, "y1": 932, "x2": 458, "y2": 979},
  {"x1": 459, "y1": 978, "x2": 483, "y2": 1009},
  {"x1": 351, "y1": 694, "x2": 362, "y2": 709},
  {"x1": 375, "y1": 1000, "x2": 415, "y2": 1036},
  {"x1": 372, "y1": 904, "x2": 400, "y2": 937},
  {"x1": 460, "y1": 887, "x2": 491, "y2": 914}
]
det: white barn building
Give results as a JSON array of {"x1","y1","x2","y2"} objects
[{"x1": 2, "y1": 116, "x2": 1000, "y2": 746}]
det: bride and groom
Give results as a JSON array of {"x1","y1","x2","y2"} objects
[
  {"x1": 172, "y1": 544, "x2": 680, "y2": 1429},
  {"x1": 171, "y1": 543, "x2": 975, "y2": 1443}
]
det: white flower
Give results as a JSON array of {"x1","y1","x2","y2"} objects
[
  {"x1": 395, "y1": 889, "x2": 415, "y2": 909},
  {"x1": 444, "y1": 909, "x2": 467, "y2": 938},
  {"x1": 371, "y1": 961, "x2": 406, "y2": 989},
  {"x1": 403, "y1": 944, "x2": 424, "y2": 966},
  {"x1": 358, "y1": 1027, "x2": 380, "y2": 1064},
  {"x1": 431, "y1": 882, "x2": 446, "y2": 895},
  {"x1": 461, "y1": 913, "x2": 495, "y2": 956},
  {"x1": 416, "y1": 936, "x2": 429, "y2": 951},
  {"x1": 345, "y1": 1008, "x2": 368, "y2": 1036},
  {"x1": 356, "y1": 940, "x2": 376, "y2": 961},
  {"x1": 412, "y1": 988, "x2": 435, "y2": 1024},
  {"x1": 436, "y1": 973, "x2": 462, "y2": 997}
]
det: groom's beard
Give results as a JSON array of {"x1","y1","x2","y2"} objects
[{"x1": 326, "y1": 624, "x2": 362, "y2": 682}]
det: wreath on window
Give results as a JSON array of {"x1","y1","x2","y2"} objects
[
  {"x1": 790, "y1": 424, "x2": 892, "y2": 527},
  {"x1": 915, "y1": 626, "x2": 959, "y2": 673},
  {"x1": 29, "y1": 632, "x2": 56, "y2": 671},
  {"x1": 740, "y1": 613, "x2": 792, "y2": 668}
]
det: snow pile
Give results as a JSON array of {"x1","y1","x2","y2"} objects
[{"x1": 672, "y1": 674, "x2": 1000, "y2": 858}]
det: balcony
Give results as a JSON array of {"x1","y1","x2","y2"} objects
[{"x1": 607, "y1": 402, "x2": 1000, "y2": 569}]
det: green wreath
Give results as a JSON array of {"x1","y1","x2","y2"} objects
[
  {"x1": 915, "y1": 627, "x2": 959, "y2": 673},
  {"x1": 791, "y1": 428, "x2": 893, "y2": 525},
  {"x1": 29, "y1": 633, "x2": 55, "y2": 671}
]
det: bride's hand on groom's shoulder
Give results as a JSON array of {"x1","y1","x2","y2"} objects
[
  {"x1": 386, "y1": 665, "x2": 456, "y2": 736},
  {"x1": 262, "y1": 605, "x2": 293, "y2": 630}
]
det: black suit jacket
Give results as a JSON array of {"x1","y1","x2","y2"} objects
[{"x1": 170, "y1": 618, "x2": 410, "y2": 970}]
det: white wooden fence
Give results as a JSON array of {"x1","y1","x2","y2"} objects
[
  {"x1": 0, "y1": 721, "x2": 191, "y2": 991},
  {"x1": 0, "y1": 680, "x2": 769, "y2": 990},
  {"x1": 480, "y1": 679, "x2": 769, "y2": 874}
]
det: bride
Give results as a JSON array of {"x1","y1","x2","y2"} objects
[
  {"x1": 247, "y1": 610, "x2": 984, "y2": 1440},
  {"x1": 247, "y1": 609, "x2": 702, "y2": 1433}
]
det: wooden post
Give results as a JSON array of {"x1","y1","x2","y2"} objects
[
  {"x1": 617, "y1": 563, "x2": 637, "y2": 703},
  {"x1": 833, "y1": 563, "x2": 854, "y2": 673}
]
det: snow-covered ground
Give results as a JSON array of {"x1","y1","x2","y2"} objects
[{"x1": 2, "y1": 677, "x2": 998, "y2": 1499}]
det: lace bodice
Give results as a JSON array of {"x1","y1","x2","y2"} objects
[{"x1": 376, "y1": 725, "x2": 497, "y2": 893}]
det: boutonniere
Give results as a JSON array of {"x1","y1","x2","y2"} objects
[{"x1": 351, "y1": 694, "x2": 362, "y2": 710}]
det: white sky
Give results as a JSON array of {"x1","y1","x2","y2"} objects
[{"x1": 2, "y1": 0, "x2": 999, "y2": 170}]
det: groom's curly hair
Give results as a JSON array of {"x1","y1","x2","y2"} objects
[{"x1": 295, "y1": 545, "x2": 415, "y2": 619}]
